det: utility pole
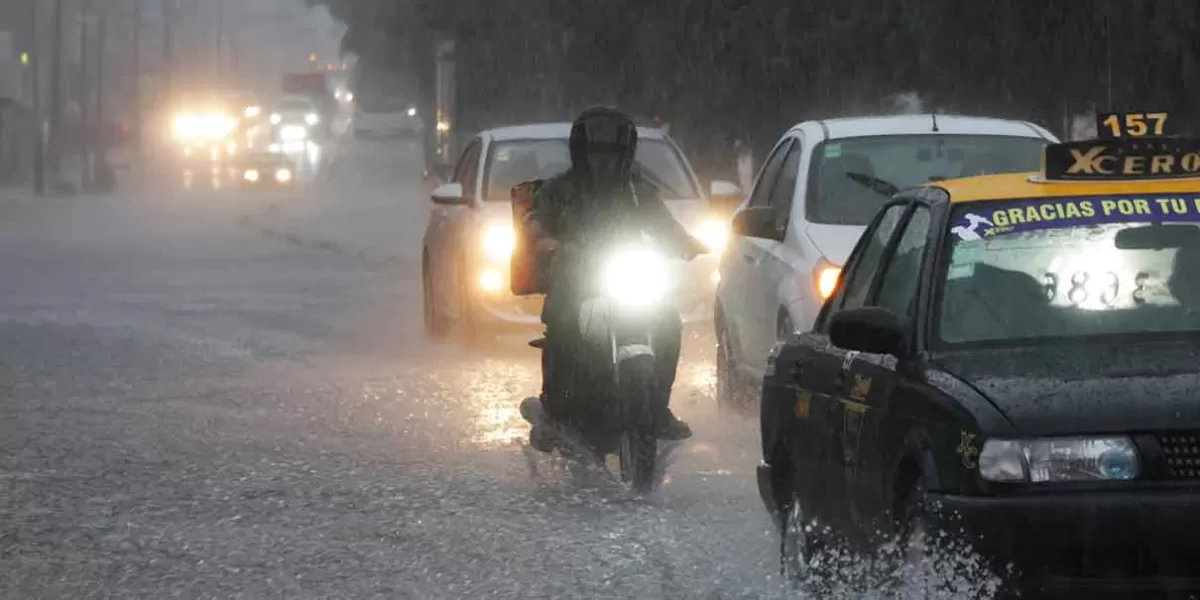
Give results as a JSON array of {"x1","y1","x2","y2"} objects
[
  {"x1": 162, "y1": 0, "x2": 172, "y2": 100},
  {"x1": 130, "y1": 0, "x2": 141, "y2": 147},
  {"x1": 47, "y1": 0, "x2": 64, "y2": 188},
  {"x1": 28, "y1": 0, "x2": 44, "y2": 195},
  {"x1": 80, "y1": 0, "x2": 94, "y2": 190}
]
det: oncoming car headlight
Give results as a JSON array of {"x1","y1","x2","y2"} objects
[
  {"x1": 173, "y1": 115, "x2": 202, "y2": 140},
  {"x1": 275, "y1": 168, "x2": 293, "y2": 183},
  {"x1": 694, "y1": 218, "x2": 728, "y2": 253},
  {"x1": 279, "y1": 125, "x2": 308, "y2": 142},
  {"x1": 481, "y1": 225, "x2": 515, "y2": 262},
  {"x1": 305, "y1": 112, "x2": 320, "y2": 126},
  {"x1": 243, "y1": 169, "x2": 260, "y2": 182},
  {"x1": 601, "y1": 247, "x2": 671, "y2": 309},
  {"x1": 978, "y1": 436, "x2": 1140, "y2": 483}
]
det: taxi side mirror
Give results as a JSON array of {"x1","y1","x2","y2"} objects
[{"x1": 829, "y1": 307, "x2": 907, "y2": 356}]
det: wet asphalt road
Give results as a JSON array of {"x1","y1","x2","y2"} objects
[{"x1": 0, "y1": 141, "x2": 784, "y2": 599}]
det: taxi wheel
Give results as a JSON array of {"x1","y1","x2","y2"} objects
[
  {"x1": 422, "y1": 259, "x2": 450, "y2": 339},
  {"x1": 780, "y1": 491, "x2": 833, "y2": 589}
]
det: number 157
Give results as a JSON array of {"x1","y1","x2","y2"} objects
[{"x1": 1102, "y1": 112, "x2": 1168, "y2": 137}]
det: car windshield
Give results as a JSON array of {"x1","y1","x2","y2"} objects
[
  {"x1": 482, "y1": 137, "x2": 698, "y2": 201},
  {"x1": 357, "y1": 96, "x2": 410, "y2": 113},
  {"x1": 809, "y1": 134, "x2": 1048, "y2": 226},
  {"x1": 938, "y1": 194, "x2": 1200, "y2": 346}
]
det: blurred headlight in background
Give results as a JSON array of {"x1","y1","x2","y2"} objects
[
  {"x1": 244, "y1": 105, "x2": 262, "y2": 118},
  {"x1": 305, "y1": 113, "x2": 320, "y2": 126},
  {"x1": 279, "y1": 125, "x2": 308, "y2": 142}
]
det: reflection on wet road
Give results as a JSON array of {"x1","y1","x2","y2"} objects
[{"x1": 0, "y1": 140, "x2": 792, "y2": 599}]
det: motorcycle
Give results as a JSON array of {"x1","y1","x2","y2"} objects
[{"x1": 519, "y1": 236, "x2": 690, "y2": 494}]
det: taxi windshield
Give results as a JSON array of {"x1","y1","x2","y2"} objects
[
  {"x1": 482, "y1": 138, "x2": 698, "y2": 201},
  {"x1": 938, "y1": 194, "x2": 1200, "y2": 346},
  {"x1": 810, "y1": 135, "x2": 1048, "y2": 226}
]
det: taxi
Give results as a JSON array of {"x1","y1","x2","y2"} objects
[{"x1": 755, "y1": 112, "x2": 1200, "y2": 595}]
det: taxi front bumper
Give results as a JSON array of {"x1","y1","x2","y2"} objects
[{"x1": 930, "y1": 489, "x2": 1200, "y2": 594}]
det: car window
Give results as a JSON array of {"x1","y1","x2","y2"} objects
[
  {"x1": 839, "y1": 203, "x2": 907, "y2": 310},
  {"x1": 455, "y1": 140, "x2": 482, "y2": 198},
  {"x1": 748, "y1": 139, "x2": 794, "y2": 208},
  {"x1": 479, "y1": 138, "x2": 698, "y2": 201},
  {"x1": 874, "y1": 206, "x2": 931, "y2": 319},
  {"x1": 807, "y1": 135, "x2": 1048, "y2": 226},
  {"x1": 767, "y1": 143, "x2": 802, "y2": 231}
]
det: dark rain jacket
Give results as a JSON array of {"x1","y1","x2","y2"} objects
[{"x1": 526, "y1": 168, "x2": 707, "y2": 328}]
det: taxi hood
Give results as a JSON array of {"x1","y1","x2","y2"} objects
[{"x1": 932, "y1": 341, "x2": 1200, "y2": 437}]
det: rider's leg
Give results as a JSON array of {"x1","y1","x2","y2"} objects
[{"x1": 651, "y1": 311, "x2": 692, "y2": 440}]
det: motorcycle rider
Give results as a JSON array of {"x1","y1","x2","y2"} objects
[{"x1": 523, "y1": 106, "x2": 706, "y2": 447}]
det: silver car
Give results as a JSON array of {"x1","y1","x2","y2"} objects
[{"x1": 421, "y1": 123, "x2": 741, "y2": 346}]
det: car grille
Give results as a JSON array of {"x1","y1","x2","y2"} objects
[{"x1": 1157, "y1": 433, "x2": 1200, "y2": 479}]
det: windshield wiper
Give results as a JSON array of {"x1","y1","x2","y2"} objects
[{"x1": 846, "y1": 172, "x2": 900, "y2": 198}]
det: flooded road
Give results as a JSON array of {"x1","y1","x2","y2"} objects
[{"x1": 0, "y1": 141, "x2": 785, "y2": 599}]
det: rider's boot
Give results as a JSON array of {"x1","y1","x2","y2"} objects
[
  {"x1": 521, "y1": 396, "x2": 557, "y2": 452},
  {"x1": 658, "y1": 408, "x2": 692, "y2": 441}
]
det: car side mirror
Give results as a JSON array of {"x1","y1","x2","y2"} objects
[
  {"x1": 431, "y1": 182, "x2": 468, "y2": 205},
  {"x1": 731, "y1": 206, "x2": 782, "y2": 241},
  {"x1": 828, "y1": 307, "x2": 907, "y2": 356},
  {"x1": 709, "y1": 180, "x2": 743, "y2": 217}
]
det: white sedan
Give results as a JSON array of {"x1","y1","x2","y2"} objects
[
  {"x1": 352, "y1": 97, "x2": 423, "y2": 138},
  {"x1": 715, "y1": 114, "x2": 1059, "y2": 410},
  {"x1": 421, "y1": 123, "x2": 741, "y2": 346}
]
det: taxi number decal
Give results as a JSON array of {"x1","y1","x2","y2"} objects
[
  {"x1": 1097, "y1": 111, "x2": 1169, "y2": 138},
  {"x1": 957, "y1": 431, "x2": 980, "y2": 469}
]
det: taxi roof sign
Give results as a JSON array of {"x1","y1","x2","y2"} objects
[{"x1": 1042, "y1": 137, "x2": 1200, "y2": 182}]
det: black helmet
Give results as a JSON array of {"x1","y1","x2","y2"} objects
[{"x1": 569, "y1": 106, "x2": 637, "y2": 188}]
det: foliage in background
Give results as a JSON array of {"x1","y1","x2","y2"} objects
[{"x1": 311, "y1": 0, "x2": 1200, "y2": 174}]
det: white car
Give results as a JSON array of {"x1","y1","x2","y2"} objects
[
  {"x1": 714, "y1": 114, "x2": 1059, "y2": 409},
  {"x1": 352, "y1": 97, "x2": 423, "y2": 138},
  {"x1": 422, "y1": 123, "x2": 741, "y2": 346}
]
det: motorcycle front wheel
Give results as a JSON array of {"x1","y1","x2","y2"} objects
[{"x1": 615, "y1": 354, "x2": 659, "y2": 495}]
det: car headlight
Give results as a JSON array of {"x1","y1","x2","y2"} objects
[
  {"x1": 813, "y1": 259, "x2": 841, "y2": 301},
  {"x1": 243, "y1": 169, "x2": 260, "y2": 182},
  {"x1": 203, "y1": 114, "x2": 235, "y2": 138},
  {"x1": 601, "y1": 247, "x2": 671, "y2": 309},
  {"x1": 173, "y1": 115, "x2": 201, "y2": 140},
  {"x1": 407, "y1": 107, "x2": 417, "y2": 117},
  {"x1": 979, "y1": 436, "x2": 1140, "y2": 483},
  {"x1": 275, "y1": 168, "x2": 292, "y2": 183},
  {"x1": 269, "y1": 113, "x2": 282, "y2": 125},
  {"x1": 305, "y1": 112, "x2": 320, "y2": 126},
  {"x1": 279, "y1": 125, "x2": 308, "y2": 142},
  {"x1": 244, "y1": 105, "x2": 262, "y2": 118},
  {"x1": 694, "y1": 218, "x2": 728, "y2": 254},
  {"x1": 481, "y1": 224, "x2": 515, "y2": 262}
]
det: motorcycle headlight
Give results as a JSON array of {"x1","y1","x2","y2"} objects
[
  {"x1": 407, "y1": 107, "x2": 417, "y2": 117},
  {"x1": 979, "y1": 436, "x2": 1140, "y2": 483},
  {"x1": 305, "y1": 112, "x2": 320, "y2": 126},
  {"x1": 601, "y1": 247, "x2": 671, "y2": 309},
  {"x1": 481, "y1": 225, "x2": 515, "y2": 262},
  {"x1": 280, "y1": 125, "x2": 308, "y2": 142},
  {"x1": 694, "y1": 218, "x2": 728, "y2": 254}
]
